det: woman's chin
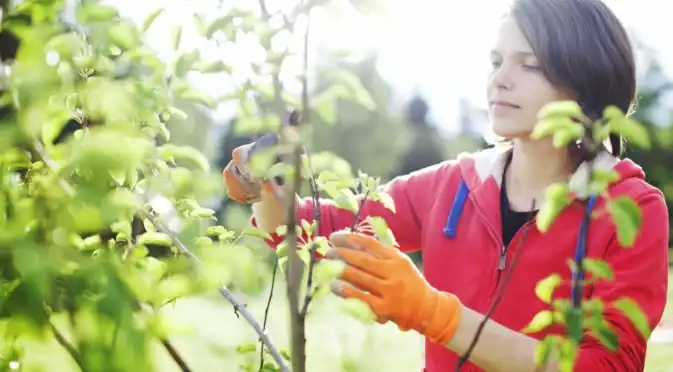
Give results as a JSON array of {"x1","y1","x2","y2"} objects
[{"x1": 491, "y1": 125, "x2": 533, "y2": 140}]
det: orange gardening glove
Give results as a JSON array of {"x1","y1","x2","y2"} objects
[
  {"x1": 327, "y1": 230, "x2": 463, "y2": 345},
  {"x1": 222, "y1": 143, "x2": 275, "y2": 204}
]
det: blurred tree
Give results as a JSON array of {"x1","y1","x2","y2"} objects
[
  {"x1": 623, "y1": 56, "x2": 673, "y2": 253},
  {"x1": 394, "y1": 94, "x2": 445, "y2": 177},
  {"x1": 309, "y1": 52, "x2": 411, "y2": 181}
]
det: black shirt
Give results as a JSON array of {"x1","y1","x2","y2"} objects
[{"x1": 500, "y1": 154, "x2": 537, "y2": 247}]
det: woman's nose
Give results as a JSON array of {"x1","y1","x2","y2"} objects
[{"x1": 491, "y1": 64, "x2": 514, "y2": 91}]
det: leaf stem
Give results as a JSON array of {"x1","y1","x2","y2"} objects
[{"x1": 50, "y1": 322, "x2": 84, "y2": 371}]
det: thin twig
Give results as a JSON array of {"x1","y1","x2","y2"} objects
[
  {"x1": 160, "y1": 338, "x2": 193, "y2": 372},
  {"x1": 350, "y1": 189, "x2": 370, "y2": 232},
  {"x1": 454, "y1": 199, "x2": 537, "y2": 371},
  {"x1": 50, "y1": 322, "x2": 84, "y2": 370},
  {"x1": 258, "y1": 259, "x2": 278, "y2": 371}
]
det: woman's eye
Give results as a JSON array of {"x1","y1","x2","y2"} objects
[
  {"x1": 490, "y1": 60, "x2": 502, "y2": 69},
  {"x1": 523, "y1": 64, "x2": 541, "y2": 71}
]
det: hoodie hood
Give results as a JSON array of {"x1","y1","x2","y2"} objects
[{"x1": 455, "y1": 144, "x2": 644, "y2": 198}]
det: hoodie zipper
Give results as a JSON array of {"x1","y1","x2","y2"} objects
[{"x1": 491, "y1": 221, "x2": 534, "y2": 294}]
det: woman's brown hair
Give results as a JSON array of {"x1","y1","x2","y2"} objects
[{"x1": 510, "y1": 0, "x2": 636, "y2": 160}]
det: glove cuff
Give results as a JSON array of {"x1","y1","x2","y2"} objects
[{"x1": 416, "y1": 289, "x2": 462, "y2": 345}]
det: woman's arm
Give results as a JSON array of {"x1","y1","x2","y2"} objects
[
  {"x1": 251, "y1": 162, "x2": 449, "y2": 253},
  {"x1": 445, "y1": 306, "x2": 548, "y2": 371}
]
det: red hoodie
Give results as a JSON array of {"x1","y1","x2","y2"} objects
[{"x1": 253, "y1": 146, "x2": 669, "y2": 372}]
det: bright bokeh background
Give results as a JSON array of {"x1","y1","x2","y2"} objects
[{"x1": 107, "y1": 0, "x2": 673, "y2": 137}]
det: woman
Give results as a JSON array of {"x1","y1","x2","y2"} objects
[{"x1": 222, "y1": 0, "x2": 669, "y2": 371}]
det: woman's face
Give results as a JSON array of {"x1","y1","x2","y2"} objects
[{"x1": 486, "y1": 15, "x2": 572, "y2": 139}]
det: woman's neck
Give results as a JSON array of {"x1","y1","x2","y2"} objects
[{"x1": 505, "y1": 138, "x2": 574, "y2": 211}]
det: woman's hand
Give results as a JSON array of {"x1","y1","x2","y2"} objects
[
  {"x1": 326, "y1": 230, "x2": 462, "y2": 344},
  {"x1": 222, "y1": 143, "x2": 273, "y2": 204}
]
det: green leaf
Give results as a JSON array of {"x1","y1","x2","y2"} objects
[
  {"x1": 605, "y1": 196, "x2": 641, "y2": 247},
  {"x1": 537, "y1": 101, "x2": 583, "y2": 120},
  {"x1": 592, "y1": 169, "x2": 621, "y2": 184},
  {"x1": 204, "y1": 15, "x2": 234, "y2": 38},
  {"x1": 158, "y1": 144, "x2": 210, "y2": 172},
  {"x1": 581, "y1": 299, "x2": 604, "y2": 320},
  {"x1": 108, "y1": 22, "x2": 141, "y2": 50},
  {"x1": 241, "y1": 225, "x2": 272, "y2": 240},
  {"x1": 372, "y1": 191, "x2": 396, "y2": 214},
  {"x1": 301, "y1": 219, "x2": 314, "y2": 237},
  {"x1": 536, "y1": 183, "x2": 571, "y2": 232},
  {"x1": 156, "y1": 274, "x2": 192, "y2": 303},
  {"x1": 205, "y1": 225, "x2": 227, "y2": 237},
  {"x1": 583, "y1": 258, "x2": 614, "y2": 281},
  {"x1": 193, "y1": 60, "x2": 232, "y2": 73},
  {"x1": 171, "y1": 25, "x2": 183, "y2": 51},
  {"x1": 275, "y1": 225, "x2": 288, "y2": 236},
  {"x1": 535, "y1": 273, "x2": 562, "y2": 304},
  {"x1": 588, "y1": 321, "x2": 618, "y2": 351},
  {"x1": 334, "y1": 190, "x2": 359, "y2": 213},
  {"x1": 190, "y1": 207, "x2": 215, "y2": 219},
  {"x1": 558, "y1": 338, "x2": 579, "y2": 372},
  {"x1": 530, "y1": 117, "x2": 578, "y2": 141},
  {"x1": 612, "y1": 298, "x2": 652, "y2": 340},
  {"x1": 137, "y1": 232, "x2": 173, "y2": 247},
  {"x1": 608, "y1": 116, "x2": 651, "y2": 149},
  {"x1": 142, "y1": 8, "x2": 165, "y2": 32},
  {"x1": 564, "y1": 307, "x2": 584, "y2": 344},
  {"x1": 603, "y1": 106, "x2": 625, "y2": 120},
  {"x1": 249, "y1": 147, "x2": 277, "y2": 179},
  {"x1": 314, "y1": 236, "x2": 330, "y2": 256},
  {"x1": 366, "y1": 216, "x2": 398, "y2": 248},
  {"x1": 534, "y1": 335, "x2": 562, "y2": 367},
  {"x1": 552, "y1": 127, "x2": 584, "y2": 148},
  {"x1": 276, "y1": 242, "x2": 288, "y2": 258},
  {"x1": 341, "y1": 298, "x2": 376, "y2": 324},
  {"x1": 603, "y1": 105, "x2": 651, "y2": 149},
  {"x1": 236, "y1": 343, "x2": 257, "y2": 354},
  {"x1": 522, "y1": 310, "x2": 553, "y2": 334}
]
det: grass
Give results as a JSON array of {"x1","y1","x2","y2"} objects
[
  {"x1": 643, "y1": 269, "x2": 673, "y2": 372},
  {"x1": 8, "y1": 270, "x2": 673, "y2": 371}
]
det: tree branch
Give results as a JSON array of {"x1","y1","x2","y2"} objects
[
  {"x1": 282, "y1": 122, "x2": 307, "y2": 372},
  {"x1": 298, "y1": 9, "x2": 319, "y2": 319}
]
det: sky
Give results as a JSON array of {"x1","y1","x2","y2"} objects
[{"x1": 108, "y1": 0, "x2": 673, "y2": 136}]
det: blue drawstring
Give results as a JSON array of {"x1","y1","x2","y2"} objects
[
  {"x1": 571, "y1": 195, "x2": 599, "y2": 305},
  {"x1": 442, "y1": 177, "x2": 598, "y2": 304},
  {"x1": 443, "y1": 179, "x2": 470, "y2": 238}
]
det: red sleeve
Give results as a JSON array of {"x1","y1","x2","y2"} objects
[
  {"x1": 574, "y1": 190, "x2": 669, "y2": 372},
  {"x1": 251, "y1": 162, "x2": 449, "y2": 253}
]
